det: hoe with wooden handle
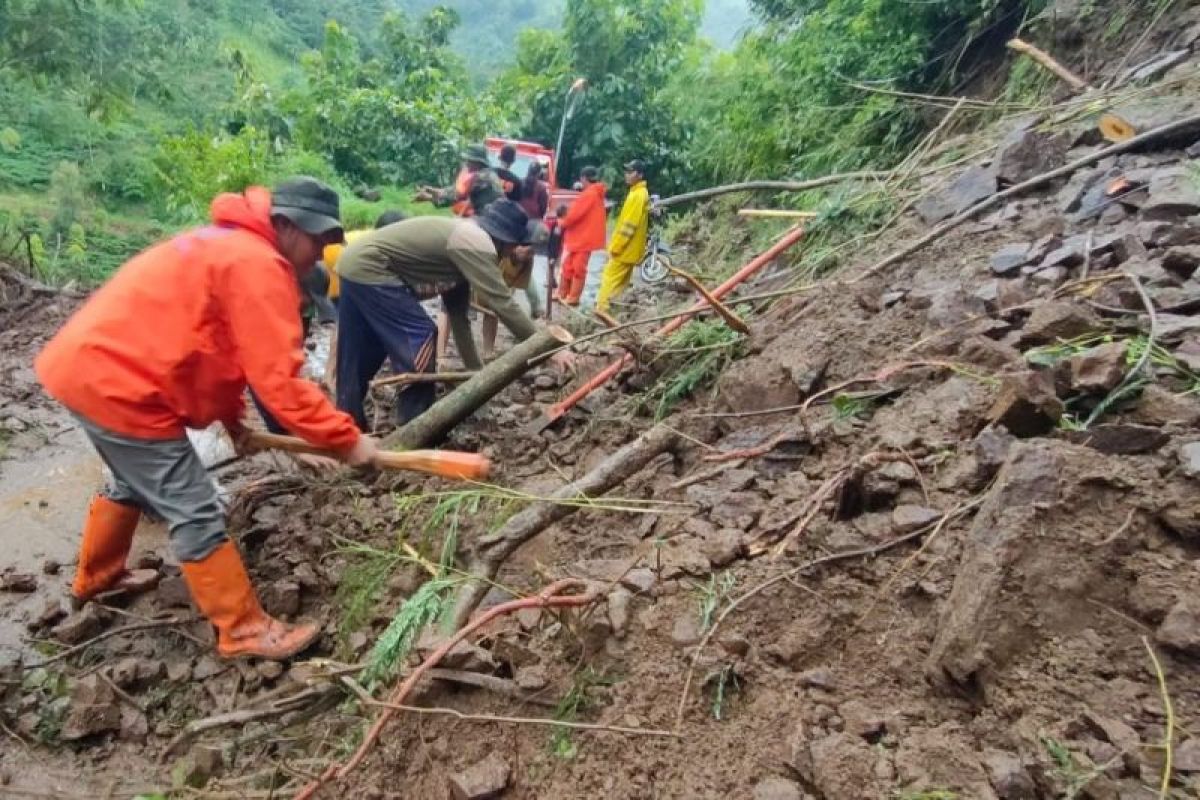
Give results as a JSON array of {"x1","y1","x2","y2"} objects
[{"x1": 245, "y1": 431, "x2": 491, "y2": 481}]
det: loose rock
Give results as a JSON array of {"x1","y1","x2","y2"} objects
[
  {"x1": 915, "y1": 165, "x2": 997, "y2": 225},
  {"x1": 514, "y1": 665, "x2": 548, "y2": 691},
  {"x1": 892, "y1": 505, "x2": 940, "y2": 533},
  {"x1": 52, "y1": 604, "x2": 109, "y2": 645},
  {"x1": 1155, "y1": 599, "x2": 1200, "y2": 656},
  {"x1": 1144, "y1": 169, "x2": 1200, "y2": 220},
  {"x1": 985, "y1": 371, "x2": 1064, "y2": 437},
  {"x1": 1, "y1": 572, "x2": 37, "y2": 593},
  {"x1": 671, "y1": 613, "x2": 702, "y2": 648},
  {"x1": 1129, "y1": 385, "x2": 1200, "y2": 427},
  {"x1": 752, "y1": 776, "x2": 804, "y2": 800},
  {"x1": 1067, "y1": 423, "x2": 1169, "y2": 455},
  {"x1": 260, "y1": 580, "x2": 300, "y2": 617},
  {"x1": 448, "y1": 752, "x2": 511, "y2": 800},
  {"x1": 1068, "y1": 342, "x2": 1127, "y2": 393},
  {"x1": 172, "y1": 746, "x2": 224, "y2": 790},
  {"x1": 990, "y1": 243, "x2": 1031, "y2": 276},
  {"x1": 60, "y1": 675, "x2": 122, "y2": 741},
  {"x1": 1175, "y1": 738, "x2": 1200, "y2": 772},
  {"x1": 995, "y1": 129, "x2": 1069, "y2": 185},
  {"x1": 1018, "y1": 302, "x2": 1100, "y2": 346},
  {"x1": 982, "y1": 750, "x2": 1036, "y2": 799},
  {"x1": 1178, "y1": 441, "x2": 1200, "y2": 478}
]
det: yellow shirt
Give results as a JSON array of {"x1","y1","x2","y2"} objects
[{"x1": 320, "y1": 229, "x2": 369, "y2": 299}]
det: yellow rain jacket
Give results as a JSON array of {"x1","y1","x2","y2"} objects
[{"x1": 607, "y1": 180, "x2": 649, "y2": 264}]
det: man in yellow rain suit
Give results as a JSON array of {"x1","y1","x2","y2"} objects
[{"x1": 595, "y1": 159, "x2": 650, "y2": 314}]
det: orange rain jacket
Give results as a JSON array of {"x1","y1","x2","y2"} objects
[
  {"x1": 36, "y1": 187, "x2": 361, "y2": 451},
  {"x1": 558, "y1": 181, "x2": 607, "y2": 253}
]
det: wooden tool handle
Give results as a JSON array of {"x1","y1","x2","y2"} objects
[{"x1": 244, "y1": 432, "x2": 491, "y2": 481}]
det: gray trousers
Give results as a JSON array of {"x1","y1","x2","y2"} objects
[{"x1": 77, "y1": 416, "x2": 226, "y2": 562}]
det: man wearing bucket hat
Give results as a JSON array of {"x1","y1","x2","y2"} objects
[
  {"x1": 35, "y1": 177, "x2": 379, "y2": 661},
  {"x1": 334, "y1": 200, "x2": 575, "y2": 430},
  {"x1": 415, "y1": 144, "x2": 503, "y2": 218}
]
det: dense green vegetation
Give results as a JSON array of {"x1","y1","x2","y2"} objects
[{"x1": 1, "y1": 0, "x2": 1051, "y2": 285}]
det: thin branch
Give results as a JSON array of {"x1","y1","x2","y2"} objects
[
  {"x1": 360, "y1": 696, "x2": 680, "y2": 737},
  {"x1": 22, "y1": 617, "x2": 201, "y2": 670}
]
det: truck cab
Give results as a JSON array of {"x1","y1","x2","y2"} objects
[{"x1": 484, "y1": 137, "x2": 579, "y2": 223}]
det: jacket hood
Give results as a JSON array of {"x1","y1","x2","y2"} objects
[
  {"x1": 210, "y1": 186, "x2": 277, "y2": 245},
  {"x1": 585, "y1": 181, "x2": 607, "y2": 197}
]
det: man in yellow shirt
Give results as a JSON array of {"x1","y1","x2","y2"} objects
[{"x1": 595, "y1": 160, "x2": 650, "y2": 314}]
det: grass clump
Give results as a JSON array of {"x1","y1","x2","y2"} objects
[{"x1": 642, "y1": 319, "x2": 745, "y2": 420}]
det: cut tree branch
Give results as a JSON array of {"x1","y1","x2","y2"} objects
[
  {"x1": 1006, "y1": 37, "x2": 1091, "y2": 92},
  {"x1": 446, "y1": 425, "x2": 680, "y2": 630}
]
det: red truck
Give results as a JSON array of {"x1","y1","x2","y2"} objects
[{"x1": 483, "y1": 137, "x2": 579, "y2": 223}]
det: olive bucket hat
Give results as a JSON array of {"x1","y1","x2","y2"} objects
[
  {"x1": 461, "y1": 144, "x2": 490, "y2": 166},
  {"x1": 271, "y1": 177, "x2": 345, "y2": 243},
  {"x1": 474, "y1": 200, "x2": 533, "y2": 245}
]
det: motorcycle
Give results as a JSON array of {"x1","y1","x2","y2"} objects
[{"x1": 636, "y1": 196, "x2": 675, "y2": 285}]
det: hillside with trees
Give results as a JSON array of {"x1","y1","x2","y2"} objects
[{"x1": 2, "y1": 0, "x2": 1075, "y2": 285}]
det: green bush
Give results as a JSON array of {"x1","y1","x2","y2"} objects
[{"x1": 151, "y1": 127, "x2": 275, "y2": 220}]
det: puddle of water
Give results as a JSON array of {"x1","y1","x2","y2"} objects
[{"x1": 0, "y1": 424, "x2": 174, "y2": 659}]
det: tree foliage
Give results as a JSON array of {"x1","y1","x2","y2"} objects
[
  {"x1": 682, "y1": 0, "x2": 1043, "y2": 183},
  {"x1": 277, "y1": 12, "x2": 506, "y2": 185},
  {"x1": 495, "y1": 0, "x2": 703, "y2": 193}
]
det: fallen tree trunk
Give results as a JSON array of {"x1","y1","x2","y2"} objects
[
  {"x1": 856, "y1": 112, "x2": 1200, "y2": 281},
  {"x1": 384, "y1": 325, "x2": 573, "y2": 450},
  {"x1": 447, "y1": 425, "x2": 680, "y2": 629},
  {"x1": 658, "y1": 173, "x2": 890, "y2": 209}
]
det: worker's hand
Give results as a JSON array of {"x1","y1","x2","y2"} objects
[
  {"x1": 549, "y1": 350, "x2": 578, "y2": 374},
  {"x1": 342, "y1": 434, "x2": 380, "y2": 468},
  {"x1": 227, "y1": 423, "x2": 259, "y2": 457},
  {"x1": 556, "y1": 204, "x2": 568, "y2": 217},
  {"x1": 292, "y1": 453, "x2": 341, "y2": 472}
]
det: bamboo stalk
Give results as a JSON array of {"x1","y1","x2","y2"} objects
[{"x1": 736, "y1": 209, "x2": 819, "y2": 219}]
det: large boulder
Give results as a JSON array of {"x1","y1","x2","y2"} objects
[{"x1": 927, "y1": 441, "x2": 1136, "y2": 691}]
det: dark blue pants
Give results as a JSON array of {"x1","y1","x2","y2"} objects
[{"x1": 336, "y1": 278, "x2": 437, "y2": 430}]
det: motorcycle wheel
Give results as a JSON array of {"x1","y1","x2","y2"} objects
[{"x1": 637, "y1": 250, "x2": 673, "y2": 285}]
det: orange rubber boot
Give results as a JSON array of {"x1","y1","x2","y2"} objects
[
  {"x1": 555, "y1": 268, "x2": 573, "y2": 302},
  {"x1": 180, "y1": 541, "x2": 319, "y2": 661},
  {"x1": 72, "y1": 495, "x2": 159, "y2": 602},
  {"x1": 565, "y1": 274, "x2": 586, "y2": 306}
]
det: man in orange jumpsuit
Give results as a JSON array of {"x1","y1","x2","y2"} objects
[
  {"x1": 36, "y1": 177, "x2": 379, "y2": 661},
  {"x1": 555, "y1": 166, "x2": 607, "y2": 306}
]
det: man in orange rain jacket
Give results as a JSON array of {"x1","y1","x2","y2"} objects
[
  {"x1": 554, "y1": 166, "x2": 607, "y2": 305},
  {"x1": 35, "y1": 178, "x2": 380, "y2": 661}
]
